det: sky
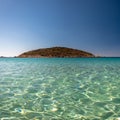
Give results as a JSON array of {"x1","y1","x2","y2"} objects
[{"x1": 0, "y1": 0, "x2": 120, "y2": 57}]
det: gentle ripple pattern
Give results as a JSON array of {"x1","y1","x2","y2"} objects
[{"x1": 0, "y1": 58, "x2": 120, "y2": 120}]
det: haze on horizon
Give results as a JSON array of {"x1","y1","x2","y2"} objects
[{"x1": 0, "y1": 0, "x2": 120, "y2": 57}]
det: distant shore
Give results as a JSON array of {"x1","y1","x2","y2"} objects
[{"x1": 17, "y1": 47, "x2": 95, "y2": 58}]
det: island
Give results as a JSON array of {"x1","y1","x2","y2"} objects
[{"x1": 18, "y1": 47, "x2": 95, "y2": 58}]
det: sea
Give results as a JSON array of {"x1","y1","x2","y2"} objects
[{"x1": 0, "y1": 58, "x2": 120, "y2": 120}]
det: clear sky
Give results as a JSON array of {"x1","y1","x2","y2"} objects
[{"x1": 0, "y1": 0, "x2": 120, "y2": 57}]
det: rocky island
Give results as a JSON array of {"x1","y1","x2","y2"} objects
[{"x1": 18, "y1": 47, "x2": 95, "y2": 58}]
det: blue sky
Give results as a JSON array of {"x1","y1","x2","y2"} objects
[{"x1": 0, "y1": 0, "x2": 120, "y2": 56}]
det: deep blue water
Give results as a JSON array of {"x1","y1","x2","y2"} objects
[{"x1": 0, "y1": 58, "x2": 120, "y2": 120}]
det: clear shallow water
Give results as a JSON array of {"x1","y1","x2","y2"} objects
[{"x1": 0, "y1": 58, "x2": 120, "y2": 120}]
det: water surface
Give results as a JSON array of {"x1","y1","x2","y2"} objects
[{"x1": 0, "y1": 58, "x2": 120, "y2": 120}]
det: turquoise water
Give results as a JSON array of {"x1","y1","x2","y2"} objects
[{"x1": 0, "y1": 58, "x2": 120, "y2": 120}]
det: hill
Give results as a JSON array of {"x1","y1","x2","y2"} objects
[{"x1": 18, "y1": 47, "x2": 95, "y2": 58}]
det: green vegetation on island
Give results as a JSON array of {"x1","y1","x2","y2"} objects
[{"x1": 18, "y1": 47, "x2": 95, "y2": 58}]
